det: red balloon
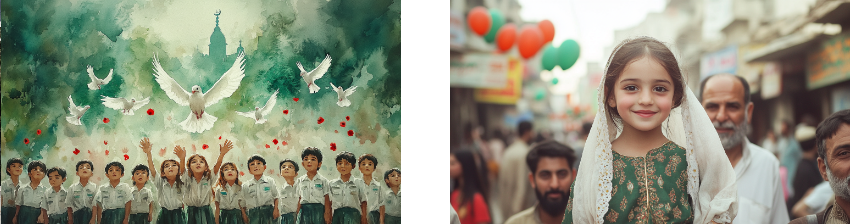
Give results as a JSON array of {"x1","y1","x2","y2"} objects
[
  {"x1": 518, "y1": 25, "x2": 545, "y2": 59},
  {"x1": 467, "y1": 6, "x2": 491, "y2": 36},
  {"x1": 496, "y1": 23, "x2": 517, "y2": 52},
  {"x1": 538, "y1": 20, "x2": 555, "y2": 43}
]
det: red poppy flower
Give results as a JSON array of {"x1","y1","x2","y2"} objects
[
  {"x1": 202, "y1": 144, "x2": 209, "y2": 150},
  {"x1": 124, "y1": 155, "x2": 129, "y2": 160},
  {"x1": 318, "y1": 117, "x2": 325, "y2": 124},
  {"x1": 293, "y1": 98, "x2": 299, "y2": 102},
  {"x1": 346, "y1": 116, "x2": 350, "y2": 121},
  {"x1": 24, "y1": 138, "x2": 30, "y2": 144},
  {"x1": 103, "y1": 118, "x2": 110, "y2": 123},
  {"x1": 37, "y1": 129, "x2": 42, "y2": 135},
  {"x1": 104, "y1": 141, "x2": 108, "y2": 145},
  {"x1": 273, "y1": 139, "x2": 279, "y2": 145},
  {"x1": 105, "y1": 150, "x2": 110, "y2": 155},
  {"x1": 219, "y1": 136, "x2": 222, "y2": 140},
  {"x1": 283, "y1": 110, "x2": 289, "y2": 115},
  {"x1": 330, "y1": 143, "x2": 337, "y2": 151},
  {"x1": 340, "y1": 122, "x2": 346, "y2": 127},
  {"x1": 73, "y1": 148, "x2": 80, "y2": 155},
  {"x1": 147, "y1": 109, "x2": 154, "y2": 115},
  {"x1": 265, "y1": 144, "x2": 270, "y2": 148},
  {"x1": 348, "y1": 130, "x2": 354, "y2": 136}
]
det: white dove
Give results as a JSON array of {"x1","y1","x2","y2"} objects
[
  {"x1": 86, "y1": 65, "x2": 114, "y2": 90},
  {"x1": 297, "y1": 54, "x2": 332, "y2": 93},
  {"x1": 236, "y1": 90, "x2": 278, "y2": 124},
  {"x1": 152, "y1": 53, "x2": 246, "y2": 133},
  {"x1": 101, "y1": 96, "x2": 150, "y2": 115},
  {"x1": 330, "y1": 83, "x2": 357, "y2": 107},
  {"x1": 65, "y1": 95, "x2": 91, "y2": 126}
]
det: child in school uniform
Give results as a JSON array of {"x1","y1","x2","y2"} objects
[
  {"x1": 295, "y1": 147, "x2": 331, "y2": 224},
  {"x1": 44, "y1": 167, "x2": 70, "y2": 224},
  {"x1": 215, "y1": 162, "x2": 246, "y2": 224},
  {"x1": 95, "y1": 161, "x2": 134, "y2": 224},
  {"x1": 129, "y1": 165, "x2": 154, "y2": 224},
  {"x1": 242, "y1": 155, "x2": 280, "y2": 224},
  {"x1": 354, "y1": 154, "x2": 382, "y2": 224},
  {"x1": 140, "y1": 137, "x2": 188, "y2": 224},
  {"x1": 66, "y1": 160, "x2": 98, "y2": 224},
  {"x1": 328, "y1": 151, "x2": 367, "y2": 224},
  {"x1": 183, "y1": 140, "x2": 232, "y2": 224},
  {"x1": 380, "y1": 168, "x2": 400, "y2": 224},
  {"x1": 277, "y1": 159, "x2": 299, "y2": 224},
  {"x1": 14, "y1": 160, "x2": 48, "y2": 224},
  {"x1": 2, "y1": 158, "x2": 24, "y2": 224}
]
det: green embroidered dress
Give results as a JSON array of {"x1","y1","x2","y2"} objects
[{"x1": 563, "y1": 141, "x2": 694, "y2": 224}]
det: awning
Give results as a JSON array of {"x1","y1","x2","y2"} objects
[
  {"x1": 813, "y1": 1, "x2": 850, "y2": 24},
  {"x1": 743, "y1": 32, "x2": 823, "y2": 62}
]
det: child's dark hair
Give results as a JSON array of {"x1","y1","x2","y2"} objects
[
  {"x1": 27, "y1": 161, "x2": 46, "y2": 174},
  {"x1": 131, "y1": 164, "x2": 150, "y2": 185},
  {"x1": 247, "y1": 154, "x2": 266, "y2": 166},
  {"x1": 6, "y1": 158, "x2": 23, "y2": 176},
  {"x1": 358, "y1": 154, "x2": 378, "y2": 167},
  {"x1": 383, "y1": 168, "x2": 400, "y2": 187},
  {"x1": 335, "y1": 151, "x2": 357, "y2": 168},
  {"x1": 216, "y1": 162, "x2": 241, "y2": 188},
  {"x1": 105, "y1": 162, "x2": 125, "y2": 174},
  {"x1": 603, "y1": 37, "x2": 685, "y2": 128},
  {"x1": 301, "y1": 147, "x2": 323, "y2": 162},
  {"x1": 279, "y1": 159, "x2": 299, "y2": 173},
  {"x1": 47, "y1": 167, "x2": 67, "y2": 179},
  {"x1": 76, "y1": 160, "x2": 94, "y2": 172},
  {"x1": 160, "y1": 159, "x2": 184, "y2": 193}
]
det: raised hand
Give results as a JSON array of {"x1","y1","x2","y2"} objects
[
  {"x1": 139, "y1": 137, "x2": 152, "y2": 154},
  {"x1": 174, "y1": 145, "x2": 186, "y2": 159},
  {"x1": 220, "y1": 139, "x2": 234, "y2": 155}
]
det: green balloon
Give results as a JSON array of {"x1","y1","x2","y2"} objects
[
  {"x1": 541, "y1": 44, "x2": 559, "y2": 71},
  {"x1": 558, "y1": 39, "x2": 581, "y2": 70},
  {"x1": 535, "y1": 89, "x2": 546, "y2": 101},
  {"x1": 484, "y1": 9, "x2": 504, "y2": 43},
  {"x1": 551, "y1": 77, "x2": 559, "y2": 85}
]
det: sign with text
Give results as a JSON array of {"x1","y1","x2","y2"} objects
[
  {"x1": 450, "y1": 53, "x2": 509, "y2": 88},
  {"x1": 474, "y1": 57, "x2": 522, "y2": 104},
  {"x1": 806, "y1": 32, "x2": 850, "y2": 90},
  {"x1": 700, "y1": 45, "x2": 738, "y2": 80}
]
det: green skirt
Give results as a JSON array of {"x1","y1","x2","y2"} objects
[
  {"x1": 130, "y1": 213, "x2": 150, "y2": 224},
  {"x1": 103, "y1": 208, "x2": 127, "y2": 224},
  {"x1": 330, "y1": 207, "x2": 360, "y2": 224},
  {"x1": 17, "y1": 205, "x2": 41, "y2": 224},
  {"x1": 2, "y1": 206, "x2": 17, "y2": 224},
  {"x1": 48, "y1": 214, "x2": 70, "y2": 224},
  {"x1": 278, "y1": 212, "x2": 295, "y2": 224},
  {"x1": 385, "y1": 215, "x2": 400, "y2": 224},
  {"x1": 158, "y1": 208, "x2": 187, "y2": 224},
  {"x1": 367, "y1": 210, "x2": 379, "y2": 224},
  {"x1": 187, "y1": 205, "x2": 215, "y2": 224},
  {"x1": 74, "y1": 207, "x2": 94, "y2": 224},
  {"x1": 247, "y1": 205, "x2": 274, "y2": 224},
  {"x1": 220, "y1": 209, "x2": 245, "y2": 224},
  {"x1": 296, "y1": 203, "x2": 324, "y2": 224}
]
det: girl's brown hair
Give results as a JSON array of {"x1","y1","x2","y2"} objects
[
  {"x1": 160, "y1": 159, "x2": 184, "y2": 193},
  {"x1": 216, "y1": 162, "x2": 241, "y2": 188},
  {"x1": 187, "y1": 154, "x2": 212, "y2": 181},
  {"x1": 603, "y1": 37, "x2": 685, "y2": 127}
]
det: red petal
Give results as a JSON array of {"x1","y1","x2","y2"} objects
[
  {"x1": 340, "y1": 122, "x2": 346, "y2": 127},
  {"x1": 346, "y1": 116, "x2": 350, "y2": 121},
  {"x1": 318, "y1": 117, "x2": 325, "y2": 124},
  {"x1": 103, "y1": 118, "x2": 110, "y2": 123},
  {"x1": 330, "y1": 143, "x2": 337, "y2": 151},
  {"x1": 283, "y1": 110, "x2": 289, "y2": 115},
  {"x1": 37, "y1": 129, "x2": 42, "y2": 135},
  {"x1": 147, "y1": 109, "x2": 155, "y2": 115},
  {"x1": 104, "y1": 140, "x2": 108, "y2": 145},
  {"x1": 88, "y1": 150, "x2": 92, "y2": 154},
  {"x1": 105, "y1": 150, "x2": 110, "y2": 155},
  {"x1": 348, "y1": 130, "x2": 354, "y2": 136},
  {"x1": 124, "y1": 155, "x2": 129, "y2": 160},
  {"x1": 273, "y1": 139, "x2": 279, "y2": 145},
  {"x1": 24, "y1": 138, "x2": 29, "y2": 144},
  {"x1": 265, "y1": 144, "x2": 270, "y2": 148},
  {"x1": 240, "y1": 171, "x2": 245, "y2": 176},
  {"x1": 293, "y1": 98, "x2": 299, "y2": 102},
  {"x1": 73, "y1": 148, "x2": 80, "y2": 155},
  {"x1": 202, "y1": 144, "x2": 209, "y2": 150},
  {"x1": 281, "y1": 141, "x2": 288, "y2": 146},
  {"x1": 219, "y1": 136, "x2": 222, "y2": 140}
]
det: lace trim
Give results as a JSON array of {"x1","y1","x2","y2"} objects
[
  {"x1": 681, "y1": 92, "x2": 700, "y2": 197},
  {"x1": 712, "y1": 212, "x2": 731, "y2": 223},
  {"x1": 594, "y1": 82, "x2": 613, "y2": 224}
]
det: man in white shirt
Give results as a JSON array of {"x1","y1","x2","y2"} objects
[{"x1": 700, "y1": 74, "x2": 789, "y2": 224}]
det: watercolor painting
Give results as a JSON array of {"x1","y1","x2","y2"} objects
[{"x1": 0, "y1": 0, "x2": 400, "y2": 196}]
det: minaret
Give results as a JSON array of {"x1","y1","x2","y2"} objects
[
  {"x1": 208, "y1": 10, "x2": 227, "y2": 62},
  {"x1": 236, "y1": 40, "x2": 244, "y2": 56}
]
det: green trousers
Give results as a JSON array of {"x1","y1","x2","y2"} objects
[
  {"x1": 330, "y1": 207, "x2": 360, "y2": 224},
  {"x1": 74, "y1": 208, "x2": 94, "y2": 224},
  {"x1": 247, "y1": 205, "x2": 274, "y2": 224},
  {"x1": 2, "y1": 206, "x2": 17, "y2": 224},
  {"x1": 277, "y1": 212, "x2": 295, "y2": 224},
  {"x1": 130, "y1": 213, "x2": 150, "y2": 224},
  {"x1": 48, "y1": 213, "x2": 69, "y2": 224},
  {"x1": 385, "y1": 215, "x2": 400, "y2": 224},
  {"x1": 220, "y1": 209, "x2": 245, "y2": 224},
  {"x1": 17, "y1": 205, "x2": 41, "y2": 224},
  {"x1": 295, "y1": 203, "x2": 324, "y2": 224},
  {"x1": 367, "y1": 210, "x2": 380, "y2": 224},
  {"x1": 187, "y1": 205, "x2": 215, "y2": 224},
  {"x1": 102, "y1": 208, "x2": 126, "y2": 224},
  {"x1": 157, "y1": 208, "x2": 187, "y2": 224}
]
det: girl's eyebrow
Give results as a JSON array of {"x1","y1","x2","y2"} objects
[{"x1": 620, "y1": 78, "x2": 672, "y2": 84}]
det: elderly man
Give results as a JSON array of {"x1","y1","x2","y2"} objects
[
  {"x1": 789, "y1": 109, "x2": 850, "y2": 223},
  {"x1": 699, "y1": 74, "x2": 789, "y2": 223},
  {"x1": 498, "y1": 121, "x2": 537, "y2": 219},
  {"x1": 504, "y1": 141, "x2": 576, "y2": 224}
]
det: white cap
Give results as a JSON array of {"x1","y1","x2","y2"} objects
[{"x1": 795, "y1": 125, "x2": 816, "y2": 142}]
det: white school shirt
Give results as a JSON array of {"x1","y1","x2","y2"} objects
[
  {"x1": 94, "y1": 183, "x2": 133, "y2": 210},
  {"x1": 65, "y1": 182, "x2": 97, "y2": 212},
  {"x1": 355, "y1": 177, "x2": 382, "y2": 212},
  {"x1": 151, "y1": 173, "x2": 186, "y2": 210},
  {"x1": 130, "y1": 186, "x2": 153, "y2": 214},
  {"x1": 44, "y1": 187, "x2": 69, "y2": 216},
  {"x1": 1, "y1": 178, "x2": 22, "y2": 208},
  {"x1": 382, "y1": 189, "x2": 400, "y2": 217},
  {"x1": 215, "y1": 183, "x2": 244, "y2": 210},
  {"x1": 277, "y1": 180, "x2": 299, "y2": 214},
  {"x1": 15, "y1": 183, "x2": 48, "y2": 209},
  {"x1": 182, "y1": 172, "x2": 217, "y2": 207},
  {"x1": 328, "y1": 177, "x2": 366, "y2": 213},
  {"x1": 241, "y1": 175, "x2": 279, "y2": 210},
  {"x1": 296, "y1": 173, "x2": 330, "y2": 205},
  {"x1": 734, "y1": 139, "x2": 789, "y2": 224}
]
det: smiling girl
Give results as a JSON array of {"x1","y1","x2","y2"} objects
[{"x1": 563, "y1": 36, "x2": 738, "y2": 224}]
